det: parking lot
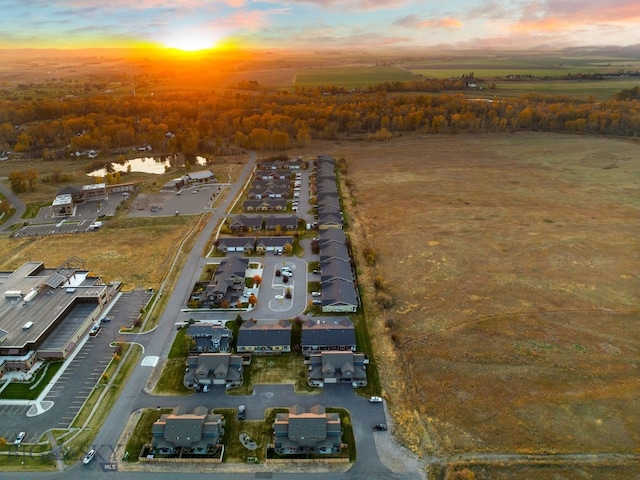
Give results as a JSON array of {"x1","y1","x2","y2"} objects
[
  {"x1": 12, "y1": 191, "x2": 126, "y2": 238},
  {"x1": 0, "y1": 289, "x2": 152, "y2": 442},
  {"x1": 44, "y1": 340, "x2": 114, "y2": 428},
  {"x1": 127, "y1": 184, "x2": 223, "y2": 218}
]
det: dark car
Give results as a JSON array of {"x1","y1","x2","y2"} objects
[
  {"x1": 100, "y1": 317, "x2": 110, "y2": 323},
  {"x1": 372, "y1": 424, "x2": 387, "y2": 431},
  {"x1": 238, "y1": 405, "x2": 246, "y2": 420}
]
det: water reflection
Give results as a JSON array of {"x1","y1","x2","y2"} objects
[{"x1": 87, "y1": 155, "x2": 208, "y2": 176}]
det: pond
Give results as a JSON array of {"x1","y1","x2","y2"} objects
[{"x1": 87, "y1": 154, "x2": 208, "y2": 176}]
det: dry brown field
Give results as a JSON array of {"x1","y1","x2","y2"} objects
[
  {"x1": 0, "y1": 216, "x2": 197, "y2": 289},
  {"x1": 329, "y1": 132, "x2": 640, "y2": 459}
]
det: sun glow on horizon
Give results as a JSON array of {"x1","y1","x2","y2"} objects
[{"x1": 163, "y1": 31, "x2": 221, "y2": 52}]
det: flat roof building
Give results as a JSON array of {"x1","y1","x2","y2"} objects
[{"x1": 0, "y1": 261, "x2": 115, "y2": 373}]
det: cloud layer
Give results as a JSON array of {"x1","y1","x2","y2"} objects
[{"x1": 1, "y1": 0, "x2": 639, "y2": 48}]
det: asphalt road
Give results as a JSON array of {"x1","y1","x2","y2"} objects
[{"x1": 0, "y1": 176, "x2": 27, "y2": 233}]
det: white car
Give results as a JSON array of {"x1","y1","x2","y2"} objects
[
  {"x1": 14, "y1": 431, "x2": 26, "y2": 445},
  {"x1": 311, "y1": 291, "x2": 322, "y2": 297},
  {"x1": 281, "y1": 271, "x2": 293, "y2": 277},
  {"x1": 83, "y1": 449, "x2": 96, "y2": 465},
  {"x1": 369, "y1": 396, "x2": 383, "y2": 403}
]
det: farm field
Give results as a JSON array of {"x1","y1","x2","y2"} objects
[
  {"x1": 293, "y1": 65, "x2": 417, "y2": 87},
  {"x1": 332, "y1": 132, "x2": 640, "y2": 464},
  {"x1": 483, "y1": 78, "x2": 640, "y2": 101},
  {"x1": 400, "y1": 51, "x2": 640, "y2": 77},
  {"x1": 2, "y1": 47, "x2": 639, "y2": 97}
]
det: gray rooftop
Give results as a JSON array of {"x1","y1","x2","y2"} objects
[{"x1": 0, "y1": 262, "x2": 107, "y2": 354}]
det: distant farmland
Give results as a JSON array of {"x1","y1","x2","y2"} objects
[{"x1": 293, "y1": 65, "x2": 417, "y2": 87}]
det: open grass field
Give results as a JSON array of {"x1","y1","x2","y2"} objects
[
  {"x1": 472, "y1": 78, "x2": 640, "y2": 102},
  {"x1": 401, "y1": 51, "x2": 640, "y2": 77},
  {"x1": 330, "y1": 132, "x2": 640, "y2": 463},
  {"x1": 0, "y1": 215, "x2": 197, "y2": 288},
  {"x1": 294, "y1": 66, "x2": 417, "y2": 88}
]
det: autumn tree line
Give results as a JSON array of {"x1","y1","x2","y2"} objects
[{"x1": 1, "y1": 82, "x2": 640, "y2": 160}]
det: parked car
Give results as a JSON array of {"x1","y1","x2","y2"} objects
[
  {"x1": 82, "y1": 449, "x2": 96, "y2": 465},
  {"x1": 281, "y1": 271, "x2": 293, "y2": 277},
  {"x1": 14, "y1": 432, "x2": 26, "y2": 445},
  {"x1": 372, "y1": 424, "x2": 387, "y2": 431},
  {"x1": 312, "y1": 299, "x2": 322, "y2": 305},
  {"x1": 238, "y1": 405, "x2": 246, "y2": 420},
  {"x1": 311, "y1": 291, "x2": 322, "y2": 297},
  {"x1": 312, "y1": 269, "x2": 320, "y2": 274},
  {"x1": 369, "y1": 396, "x2": 383, "y2": 403},
  {"x1": 100, "y1": 317, "x2": 110, "y2": 323}
]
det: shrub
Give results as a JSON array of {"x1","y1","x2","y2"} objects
[{"x1": 374, "y1": 291, "x2": 394, "y2": 309}]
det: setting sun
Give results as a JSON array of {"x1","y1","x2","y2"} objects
[{"x1": 163, "y1": 31, "x2": 219, "y2": 52}]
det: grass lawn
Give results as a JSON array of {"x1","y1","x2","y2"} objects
[
  {"x1": 0, "y1": 361, "x2": 63, "y2": 400},
  {"x1": 221, "y1": 410, "x2": 272, "y2": 463},
  {"x1": 228, "y1": 351, "x2": 318, "y2": 396},
  {"x1": 153, "y1": 328, "x2": 193, "y2": 395},
  {"x1": 124, "y1": 408, "x2": 172, "y2": 462},
  {"x1": 153, "y1": 358, "x2": 192, "y2": 395}
]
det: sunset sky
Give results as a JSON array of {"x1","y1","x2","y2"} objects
[{"x1": 2, "y1": 0, "x2": 640, "y2": 51}]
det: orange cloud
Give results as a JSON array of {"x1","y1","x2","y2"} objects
[
  {"x1": 419, "y1": 17, "x2": 463, "y2": 29},
  {"x1": 510, "y1": 16, "x2": 572, "y2": 33}
]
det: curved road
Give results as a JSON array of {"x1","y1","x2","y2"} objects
[{"x1": 0, "y1": 176, "x2": 27, "y2": 233}]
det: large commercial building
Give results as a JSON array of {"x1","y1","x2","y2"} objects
[{"x1": 0, "y1": 260, "x2": 116, "y2": 376}]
